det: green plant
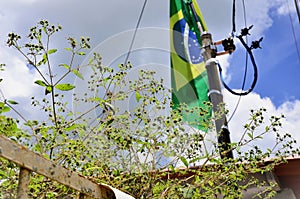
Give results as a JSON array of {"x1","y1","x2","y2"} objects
[{"x1": 0, "y1": 20, "x2": 299, "y2": 198}]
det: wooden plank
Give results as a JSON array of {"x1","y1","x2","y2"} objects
[
  {"x1": 0, "y1": 135, "x2": 115, "y2": 199},
  {"x1": 16, "y1": 167, "x2": 31, "y2": 199},
  {"x1": 77, "y1": 192, "x2": 97, "y2": 199}
]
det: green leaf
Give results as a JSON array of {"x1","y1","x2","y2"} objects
[
  {"x1": 189, "y1": 157, "x2": 201, "y2": 164},
  {"x1": 47, "y1": 49, "x2": 57, "y2": 54},
  {"x1": 135, "y1": 92, "x2": 142, "y2": 102},
  {"x1": 45, "y1": 86, "x2": 52, "y2": 95},
  {"x1": 64, "y1": 124, "x2": 78, "y2": 131},
  {"x1": 169, "y1": 164, "x2": 175, "y2": 172},
  {"x1": 88, "y1": 57, "x2": 94, "y2": 64},
  {"x1": 43, "y1": 53, "x2": 47, "y2": 61},
  {"x1": 73, "y1": 69, "x2": 84, "y2": 80},
  {"x1": 76, "y1": 52, "x2": 86, "y2": 56},
  {"x1": 37, "y1": 53, "x2": 47, "y2": 66},
  {"x1": 208, "y1": 181, "x2": 214, "y2": 187},
  {"x1": 64, "y1": 47, "x2": 71, "y2": 51},
  {"x1": 2, "y1": 106, "x2": 10, "y2": 113},
  {"x1": 180, "y1": 156, "x2": 189, "y2": 167},
  {"x1": 0, "y1": 102, "x2": 10, "y2": 113},
  {"x1": 34, "y1": 80, "x2": 48, "y2": 87},
  {"x1": 55, "y1": 83, "x2": 75, "y2": 91},
  {"x1": 265, "y1": 126, "x2": 269, "y2": 132},
  {"x1": 247, "y1": 132, "x2": 253, "y2": 139},
  {"x1": 0, "y1": 167, "x2": 9, "y2": 178},
  {"x1": 59, "y1": 63, "x2": 70, "y2": 70},
  {"x1": 7, "y1": 100, "x2": 18, "y2": 105}
]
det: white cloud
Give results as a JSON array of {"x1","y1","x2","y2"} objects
[
  {"x1": 277, "y1": 100, "x2": 300, "y2": 138},
  {"x1": 244, "y1": 0, "x2": 274, "y2": 34},
  {"x1": 216, "y1": 54, "x2": 231, "y2": 82},
  {"x1": 0, "y1": 47, "x2": 40, "y2": 99},
  {"x1": 224, "y1": 90, "x2": 300, "y2": 149},
  {"x1": 276, "y1": 0, "x2": 297, "y2": 16}
]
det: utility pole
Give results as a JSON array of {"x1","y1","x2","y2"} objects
[
  {"x1": 187, "y1": 1, "x2": 233, "y2": 159},
  {"x1": 201, "y1": 33, "x2": 234, "y2": 159}
]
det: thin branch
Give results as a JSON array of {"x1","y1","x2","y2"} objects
[
  {"x1": 5, "y1": 101, "x2": 28, "y2": 123},
  {"x1": 13, "y1": 44, "x2": 50, "y2": 85},
  {"x1": 54, "y1": 47, "x2": 77, "y2": 86},
  {"x1": 60, "y1": 103, "x2": 100, "y2": 129}
]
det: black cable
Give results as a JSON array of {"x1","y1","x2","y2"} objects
[
  {"x1": 238, "y1": 0, "x2": 249, "y2": 94},
  {"x1": 219, "y1": 35, "x2": 258, "y2": 96},
  {"x1": 287, "y1": 0, "x2": 300, "y2": 62},
  {"x1": 294, "y1": 0, "x2": 300, "y2": 23},
  {"x1": 232, "y1": 0, "x2": 236, "y2": 33},
  {"x1": 222, "y1": 0, "x2": 259, "y2": 96},
  {"x1": 227, "y1": 53, "x2": 248, "y2": 122},
  {"x1": 227, "y1": 0, "x2": 248, "y2": 122},
  {"x1": 88, "y1": 0, "x2": 148, "y2": 128},
  {"x1": 124, "y1": 0, "x2": 148, "y2": 65},
  {"x1": 105, "y1": 0, "x2": 148, "y2": 109},
  {"x1": 242, "y1": 0, "x2": 247, "y2": 27}
]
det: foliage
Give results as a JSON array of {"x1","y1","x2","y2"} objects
[{"x1": 0, "y1": 20, "x2": 299, "y2": 198}]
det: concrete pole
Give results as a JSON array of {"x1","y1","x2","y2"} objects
[{"x1": 201, "y1": 33, "x2": 233, "y2": 159}]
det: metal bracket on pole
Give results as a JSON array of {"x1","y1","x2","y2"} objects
[
  {"x1": 208, "y1": 89, "x2": 223, "y2": 97},
  {"x1": 214, "y1": 38, "x2": 236, "y2": 56}
]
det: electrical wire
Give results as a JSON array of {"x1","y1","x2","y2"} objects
[
  {"x1": 123, "y1": 0, "x2": 148, "y2": 65},
  {"x1": 294, "y1": 0, "x2": 300, "y2": 23},
  {"x1": 227, "y1": 0, "x2": 248, "y2": 122},
  {"x1": 88, "y1": 0, "x2": 148, "y2": 128},
  {"x1": 286, "y1": 0, "x2": 300, "y2": 62},
  {"x1": 220, "y1": 34, "x2": 258, "y2": 96},
  {"x1": 226, "y1": 0, "x2": 300, "y2": 122},
  {"x1": 232, "y1": 0, "x2": 236, "y2": 34},
  {"x1": 227, "y1": 55, "x2": 249, "y2": 123},
  {"x1": 106, "y1": 0, "x2": 148, "y2": 96}
]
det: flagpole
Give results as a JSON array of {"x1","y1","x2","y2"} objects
[{"x1": 188, "y1": 1, "x2": 204, "y2": 33}]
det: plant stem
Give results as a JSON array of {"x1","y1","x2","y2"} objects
[{"x1": 13, "y1": 43, "x2": 50, "y2": 85}]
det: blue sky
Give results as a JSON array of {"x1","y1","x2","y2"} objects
[
  {"x1": 258, "y1": 13, "x2": 300, "y2": 106},
  {"x1": 0, "y1": 0, "x2": 300, "y2": 147},
  {"x1": 227, "y1": 6, "x2": 300, "y2": 107}
]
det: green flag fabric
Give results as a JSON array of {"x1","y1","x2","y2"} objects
[{"x1": 170, "y1": 0, "x2": 211, "y2": 130}]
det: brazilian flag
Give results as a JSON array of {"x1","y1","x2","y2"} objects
[{"x1": 170, "y1": 0, "x2": 211, "y2": 130}]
